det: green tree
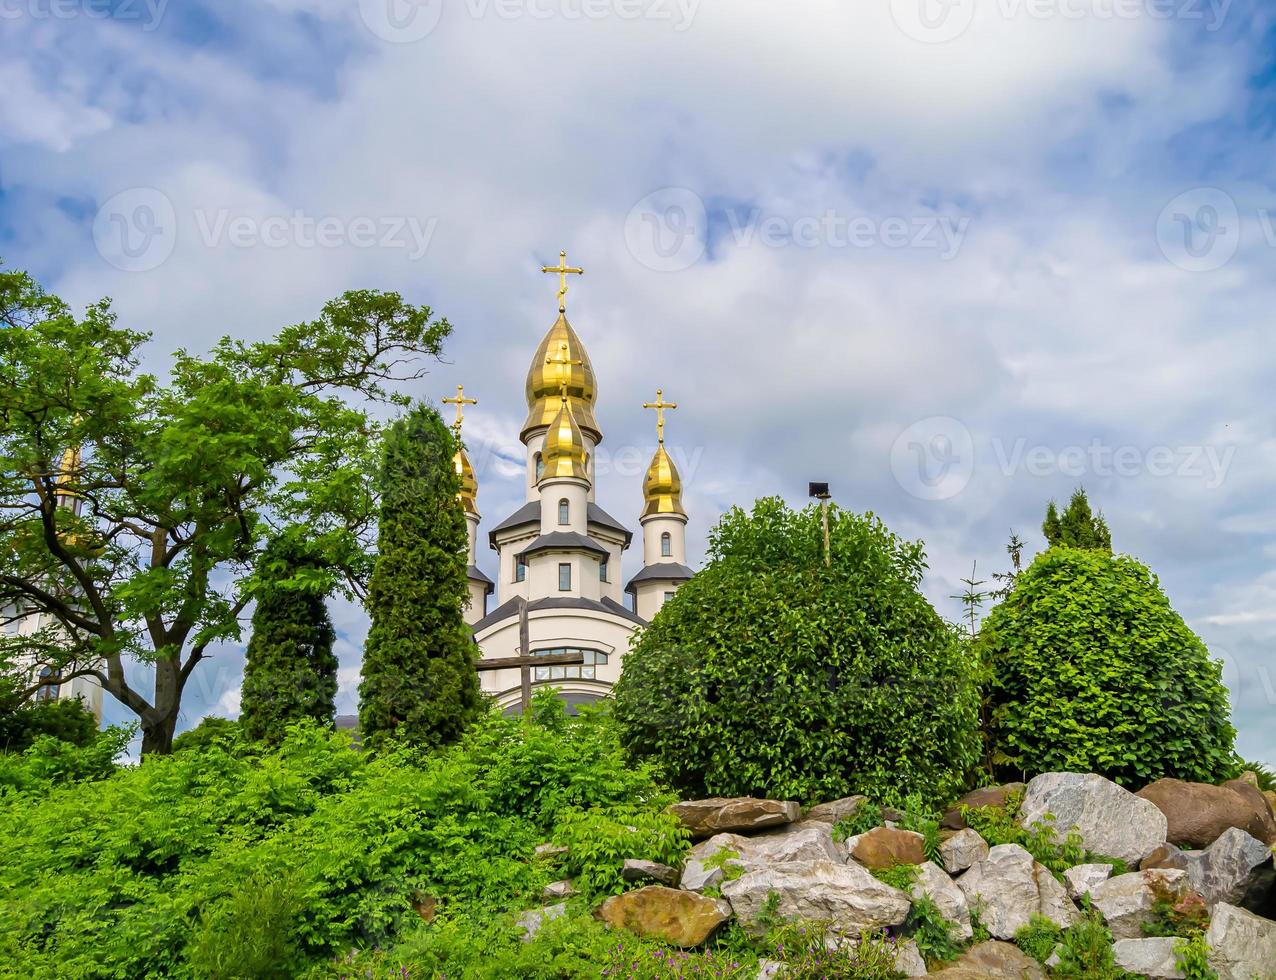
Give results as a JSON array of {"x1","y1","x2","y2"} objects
[
  {"x1": 358, "y1": 405, "x2": 482, "y2": 751},
  {"x1": 613, "y1": 498, "x2": 982, "y2": 805},
  {"x1": 172, "y1": 716, "x2": 241, "y2": 755},
  {"x1": 0, "y1": 691, "x2": 98, "y2": 753},
  {"x1": 0, "y1": 264, "x2": 453, "y2": 754},
  {"x1": 239, "y1": 534, "x2": 337, "y2": 745},
  {"x1": 980, "y1": 546, "x2": 1237, "y2": 785},
  {"x1": 1043, "y1": 489, "x2": 1112, "y2": 551}
]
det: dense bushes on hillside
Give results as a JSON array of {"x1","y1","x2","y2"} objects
[
  {"x1": 980, "y1": 546, "x2": 1238, "y2": 786},
  {"x1": 613, "y1": 498, "x2": 982, "y2": 806}
]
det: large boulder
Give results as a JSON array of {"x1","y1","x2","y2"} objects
[
  {"x1": 722, "y1": 859, "x2": 910, "y2": 936},
  {"x1": 939, "y1": 828, "x2": 989, "y2": 874},
  {"x1": 927, "y1": 941, "x2": 1047, "y2": 979},
  {"x1": 1136, "y1": 778, "x2": 1271, "y2": 849},
  {"x1": 622, "y1": 859, "x2": 680, "y2": 888},
  {"x1": 893, "y1": 940, "x2": 928, "y2": 977},
  {"x1": 680, "y1": 824, "x2": 843, "y2": 892},
  {"x1": 1062, "y1": 863, "x2": 1114, "y2": 901},
  {"x1": 941, "y1": 783, "x2": 1026, "y2": 830},
  {"x1": 909, "y1": 861, "x2": 973, "y2": 939},
  {"x1": 849, "y1": 826, "x2": 926, "y2": 870},
  {"x1": 596, "y1": 886, "x2": 731, "y2": 947},
  {"x1": 1221, "y1": 778, "x2": 1276, "y2": 844},
  {"x1": 1111, "y1": 937, "x2": 1186, "y2": 979},
  {"x1": 802, "y1": 795, "x2": 868, "y2": 826},
  {"x1": 1141, "y1": 842, "x2": 1191, "y2": 872},
  {"x1": 1090, "y1": 869, "x2": 1194, "y2": 940},
  {"x1": 1019, "y1": 772, "x2": 1168, "y2": 866},
  {"x1": 955, "y1": 843, "x2": 1080, "y2": 939},
  {"x1": 1183, "y1": 826, "x2": 1275, "y2": 910},
  {"x1": 1205, "y1": 902, "x2": 1276, "y2": 980},
  {"x1": 671, "y1": 797, "x2": 800, "y2": 838}
]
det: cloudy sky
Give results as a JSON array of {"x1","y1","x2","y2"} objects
[{"x1": 2, "y1": 0, "x2": 1274, "y2": 763}]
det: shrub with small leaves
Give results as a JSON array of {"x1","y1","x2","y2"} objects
[{"x1": 1014, "y1": 914, "x2": 1064, "y2": 964}]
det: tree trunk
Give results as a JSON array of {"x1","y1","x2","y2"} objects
[
  {"x1": 141, "y1": 656, "x2": 184, "y2": 755},
  {"x1": 140, "y1": 712, "x2": 179, "y2": 755}
]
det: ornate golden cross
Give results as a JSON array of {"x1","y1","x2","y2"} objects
[
  {"x1": 442, "y1": 384, "x2": 478, "y2": 438},
  {"x1": 546, "y1": 342, "x2": 583, "y2": 402},
  {"x1": 643, "y1": 388, "x2": 678, "y2": 445},
  {"x1": 541, "y1": 250, "x2": 584, "y2": 313}
]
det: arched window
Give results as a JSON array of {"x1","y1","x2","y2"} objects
[
  {"x1": 36, "y1": 666, "x2": 58, "y2": 702},
  {"x1": 534, "y1": 452, "x2": 545, "y2": 481},
  {"x1": 533, "y1": 648, "x2": 609, "y2": 681},
  {"x1": 661, "y1": 531, "x2": 672, "y2": 558},
  {"x1": 558, "y1": 498, "x2": 570, "y2": 526}
]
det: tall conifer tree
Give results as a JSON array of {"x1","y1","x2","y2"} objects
[
  {"x1": 239, "y1": 535, "x2": 338, "y2": 744},
  {"x1": 1043, "y1": 488, "x2": 1112, "y2": 552},
  {"x1": 358, "y1": 405, "x2": 482, "y2": 750}
]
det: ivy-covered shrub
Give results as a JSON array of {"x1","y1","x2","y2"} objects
[
  {"x1": 980, "y1": 547, "x2": 1238, "y2": 786},
  {"x1": 613, "y1": 498, "x2": 982, "y2": 806}
]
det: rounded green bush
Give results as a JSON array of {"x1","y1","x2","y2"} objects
[
  {"x1": 981, "y1": 546, "x2": 1238, "y2": 785},
  {"x1": 613, "y1": 498, "x2": 981, "y2": 805}
]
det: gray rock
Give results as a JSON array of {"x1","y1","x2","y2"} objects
[
  {"x1": 956, "y1": 844, "x2": 1080, "y2": 939},
  {"x1": 671, "y1": 797, "x2": 801, "y2": 838},
  {"x1": 1062, "y1": 863, "x2": 1114, "y2": 901},
  {"x1": 533, "y1": 842, "x2": 568, "y2": 859},
  {"x1": 515, "y1": 901, "x2": 566, "y2": 940},
  {"x1": 802, "y1": 795, "x2": 868, "y2": 826},
  {"x1": 1111, "y1": 937, "x2": 1186, "y2": 979},
  {"x1": 894, "y1": 939, "x2": 928, "y2": 977},
  {"x1": 1019, "y1": 772, "x2": 1168, "y2": 866},
  {"x1": 755, "y1": 960, "x2": 785, "y2": 980},
  {"x1": 940, "y1": 828, "x2": 989, "y2": 874},
  {"x1": 910, "y1": 861, "x2": 973, "y2": 939},
  {"x1": 542, "y1": 879, "x2": 577, "y2": 900},
  {"x1": 681, "y1": 824, "x2": 844, "y2": 892},
  {"x1": 622, "y1": 859, "x2": 680, "y2": 888},
  {"x1": 931, "y1": 940, "x2": 1047, "y2": 979},
  {"x1": 1183, "y1": 826, "x2": 1275, "y2": 909},
  {"x1": 1090, "y1": 869, "x2": 1192, "y2": 940},
  {"x1": 1205, "y1": 902, "x2": 1276, "y2": 980},
  {"x1": 722, "y1": 859, "x2": 910, "y2": 936}
]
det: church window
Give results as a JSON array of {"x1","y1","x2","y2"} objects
[
  {"x1": 515, "y1": 556, "x2": 527, "y2": 582},
  {"x1": 535, "y1": 452, "x2": 545, "y2": 481},
  {"x1": 533, "y1": 648, "x2": 608, "y2": 681},
  {"x1": 661, "y1": 532, "x2": 672, "y2": 557},
  {"x1": 664, "y1": 591, "x2": 676, "y2": 603},
  {"x1": 558, "y1": 498, "x2": 570, "y2": 526},
  {"x1": 558, "y1": 562, "x2": 572, "y2": 591},
  {"x1": 36, "y1": 667, "x2": 58, "y2": 702},
  {"x1": 599, "y1": 558, "x2": 608, "y2": 582}
]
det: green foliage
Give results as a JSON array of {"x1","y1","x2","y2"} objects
[
  {"x1": 0, "y1": 692, "x2": 98, "y2": 752},
  {"x1": 188, "y1": 869, "x2": 307, "y2": 980},
  {"x1": 870, "y1": 863, "x2": 919, "y2": 891},
  {"x1": 1051, "y1": 903, "x2": 1132, "y2": 980},
  {"x1": 0, "y1": 696, "x2": 677, "y2": 977},
  {"x1": 1241, "y1": 761, "x2": 1276, "y2": 792},
  {"x1": 0, "y1": 725, "x2": 131, "y2": 796},
  {"x1": 358, "y1": 404, "x2": 481, "y2": 752},
  {"x1": 980, "y1": 547, "x2": 1238, "y2": 786},
  {"x1": 1142, "y1": 891, "x2": 1210, "y2": 939},
  {"x1": 959, "y1": 793, "x2": 1119, "y2": 876},
  {"x1": 1174, "y1": 933, "x2": 1219, "y2": 980},
  {"x1": 893, "y1": 793, "x2": 945, "y2": 864},
  {"x1": 1043, "y1": 489, "x2": 1112, "y2": 552},
  {"x1": 172, "y1": 716, "x2": 242, "y2": 754},
  {"x1": 551, "y1": 804, "x2": 689, "y2": 897},
  {"x1": 903, "y1": 895, "x2": 962, "y2": 965},
  {"x1": 702, "y1": 846, "x2": 745, "y2": 883},
  {"x1": 761, "y1": 925, "x2": 904, "y2": 979},
  {"x1": 0, "y1": 264, "x2": 454, "y2": 754},
  {"x1": 240, "y1": 534, "x2": 338, "y2": 745},
  {"x1": 614, "y1": 498, "x2": 981, "y2": 805},
  {"x1": 1014, "y1": 914, "x2": 1064, "y2": 964},
  {"x1": 834, "y1": 801, "x2": 885, "y2": 842}
]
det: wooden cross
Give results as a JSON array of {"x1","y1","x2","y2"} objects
[
  {"x1": 473, "y1": 597, "x2": 585, "y2": 714},
  {"x1": 541, "y1": 250, "x2": 584, "y2": 313},
  {"x1": 442, "y1": 384, "x2": 478, "y2": 439},
  {"x1": 643, "y1": 388, "x2": 678, "y2": 445},
  {"x1": 545, "y1": 342, "x2": 583, "y2": 403}
]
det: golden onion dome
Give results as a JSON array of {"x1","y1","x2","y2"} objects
[
  {"x1": 522, "y1": 313, "x2": 601, "y2": 444},
  {"x1": 453, "y1": 446, "x2": 479, "y2": 515},
  {"x1": 540, "y1": 393, "x2": 589, "y2": 483},
  {"x1": 642, "y1": 445, "x2": 686, "y2": 519}
]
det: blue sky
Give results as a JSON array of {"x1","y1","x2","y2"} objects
[{"x1": 2, "y1": 0, "x2": 1274, "y2": 765}]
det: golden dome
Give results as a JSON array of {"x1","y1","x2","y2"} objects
[
  {"x1": 522, "y1": 313, "x2": 601, "y2": 443},
  {"x1": 642, "y1": 445, "x2": 686, "y2": 519},
  {"x1": 454, "y1": 446, "x2": 479, "y2": 515},
  {"x1": 540, "y1": 393, "x2": 589, "y2": 483}
]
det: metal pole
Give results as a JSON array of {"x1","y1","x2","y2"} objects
[{"x1": 821, "y1": 498, "x2": 831, "y2": 567}]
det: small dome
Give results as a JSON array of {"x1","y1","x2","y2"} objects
[
  {"x1": 522, "y1": 313, "x2": 601, "y2": 443},
  {"x1": 454, "y1": 445, "x2": 479, "y2": 515},
  {"x1": 642, "y1": 445, "x2": 685, "y2": 518},
  {"x1": 540, "y1": 394, "x2": 589, "y2": 483}
]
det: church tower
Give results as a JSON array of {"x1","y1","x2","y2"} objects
[
  {"x1": 444, "y1": 386, "x2": 494, "y2": 626},
  {"x1": 626, "y1": 390, "x2": 694, "y2": 621}
]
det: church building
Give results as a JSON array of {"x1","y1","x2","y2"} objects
[{"x1": 450, "y1": 253, "x2": 694, "y2": 712}]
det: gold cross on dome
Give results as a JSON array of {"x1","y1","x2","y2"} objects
[
  {"x1": 546, "y1": 342, "x2": 584, "y2": 403},
  {"x1": 643, "y1": 388, "x2": 678, "y2": 445},
  {"x1": 442, "y1": 385, "x2": 478, "y2": 438},
  {"x1": 541, "y1": 250, "x2": 584, "y2": 313}
]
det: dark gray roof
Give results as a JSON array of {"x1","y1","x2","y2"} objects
[
  {"x1": 467, "y1": 564, "x2": 495, "y2": 594},
  {"x1": 625, "y1": 562, "x2": 695, "y2": 593},
  {"x1": 519, "y1": 532, "x2": 609, "y2": 558},
  {"x1": 472, "y1": 595, "x2": 646, "y2": 633},
  {"x1": 488, "y1": 500, "x2": 633, "y2": 549}
]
